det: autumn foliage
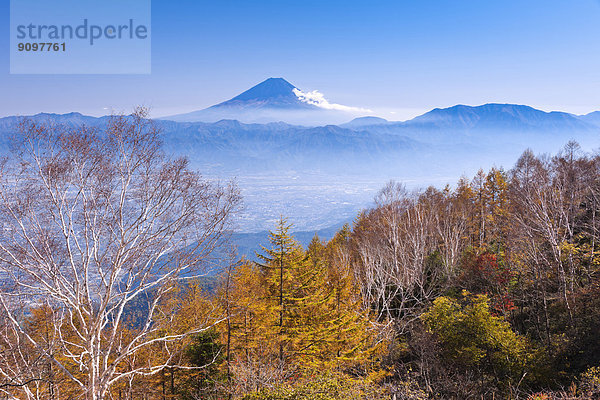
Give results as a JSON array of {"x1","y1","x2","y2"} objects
[{"x1": 2, "y1": 135, "x2": 600, "y2": 399}]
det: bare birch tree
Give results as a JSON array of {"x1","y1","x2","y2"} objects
[
  {"x1": 0, "y1": 109, "x2": 241, "y2": 400},
  {"x1": 352, "y1": 181, "x2": 463, "y2": 331},
  {"x1": 510, "y1": 144, "x2": 599, "y2": 338}
]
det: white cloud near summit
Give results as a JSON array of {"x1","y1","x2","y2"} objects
[{"x1": 292, "y1": 88, "x2": 371, "y2": 113}]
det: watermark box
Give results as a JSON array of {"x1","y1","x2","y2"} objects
[{"x1": 10, "y1": 0, "x2": 151, "y2": 74}]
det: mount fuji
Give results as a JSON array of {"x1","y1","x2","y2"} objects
[{"x1": 163, "y1": 78, "x2": 368, "y2": 125}]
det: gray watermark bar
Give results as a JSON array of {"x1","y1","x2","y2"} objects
[{"x1": 10, "y1": 0, "x2": 151, "y2": 74}]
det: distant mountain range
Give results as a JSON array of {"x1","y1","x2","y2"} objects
[
  {"x1": 1, "y1": 78, "x2": 599, "y2": 232},
  {"x1": 2, "y1": 96, "x2": 599, "y2": 179},
  {"x1": 162, "y1": 77, "x2": 600, "y2": 131},
  {"x1": 580, "y1": 111, "x2": 600, "y2": 126},
  {"x1": 2, "y1": 95, "x2": 598, "y2": 178},
  {"x1": 345, "y1": 103, "x2": 597, "y2": 132}
]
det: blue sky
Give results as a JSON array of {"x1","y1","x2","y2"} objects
[{"x1": 1, "y1": 0, "x2": 600, "y2": 120}]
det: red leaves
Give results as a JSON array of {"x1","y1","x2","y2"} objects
[
  {"x1": 460, "y1": 250, "x2": 515, "y2": 314},
  {"x1": 465, "y1": 252, "x2": 512, "y2": 287}
]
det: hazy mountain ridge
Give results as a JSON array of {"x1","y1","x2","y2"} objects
[
  {"x1": 2, "y1": 101, "x2": 597, "y2": 174},
  {"x1": 343, "y1": 104, "x2": 598, "y2": 135},
  {"x1": 410, "y1": 104, "x2": 593, "y2": 130},
  {"x1": 0, "y1": 112, "x2": 106, "y2": 132},
  {"x1": 579, "y1": 110, "x2": 600, "y2": 127},
  {"x1": 340, "y1": 104, "x2": 600, "y2": 155},
  {"x1": 1, "y1": 102, "x2": 597, "y2": 179}
]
